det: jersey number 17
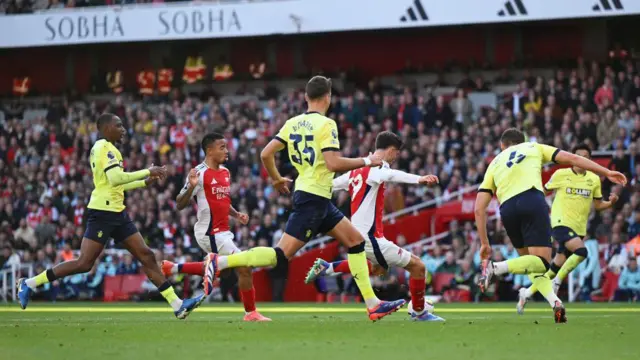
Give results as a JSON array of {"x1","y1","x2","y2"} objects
[
  {"x1": 506, "y1": 151, "x2": 526, "y2": 168},
  {"x1": 290, "y1": 134, "x2": 315, "y2": 165}
]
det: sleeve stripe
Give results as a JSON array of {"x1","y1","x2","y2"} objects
[
  {"x1": 478, "y1": 189, "x2": 493, "y2": 195},
  {"x1": 274, "y1": 136, "x2": 287, "y2": 145},
  {"x1": 321, "y1": 147, "x2": 340, "y2": 153},
  {"x1": 593, "y1": 197, "x2": 603, "y2": 200},
  {"x1": 104, "y1": 164, "x2": 121, "y2": 173},
  {"x1": 551, "y1": 148, "x2": 560, "y2": 163}
]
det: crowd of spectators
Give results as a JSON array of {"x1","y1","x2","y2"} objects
[{"x1": 2, "y1": 52, "x2": 640, "y2": 303}]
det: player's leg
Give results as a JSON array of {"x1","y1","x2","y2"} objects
[
  {"x1": 312, "y1": 259, "x2": 376, "y2": 277},
  {"x1": 212, "y1": 234, "x2": 301, "y2": 271},
  {"x1": 162, "y1": 235, "x2": 212, "y2": 277},
  {"x1": 162, "y1": 260, "x2": 205, "y2": 277},
  {"x1": 17, "y1": 208, "x2": 111, "y2": 309},
  {"x1": 217, "y1": 233, "x2": 270, "y2": 321},
  {"x1": 120, "y1": 229, "x2": 203, "y2": 319},
  {"x1": 324, "y1": 217, "x2": 405, "y2": 320},
  {"x1": 525, "y1": 245, "x2": 566, "y2": 322},
  {"x1": 325, "y1": 220, "x2": 380, "y2": 308},
  {"x1": 482, "y1": 192, "x2": 552, "y2": 280},
  {"x1": 552, "y1": 237, "x2": 588, "y2": 288},
  {"x1": 524, "y1": 234, "x2": 570, "y2": 299},
  {"x1": 17, "y1": 236, "x2": 104, "y2": 309},
  {"x1": 210, "y1": 193, "x2": 327, "y2": 279}
]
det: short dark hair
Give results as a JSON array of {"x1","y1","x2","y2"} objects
[
  {"x1": 572, "y1": 143, "x2": 592, "y2": 157},
  {"x1": 97, "y1": 113, "x2": 116, "y2": 130},
  {"x1": 201, "y1": 132, "x2": 224, "y2": 153},
  {"x1": 500, "y1": 128, "x2": 525, "y2": 147},
  {"x1": 375, "y1": 131, "x2": 404, "y2": 150},
  {"x1": 305, "y1": 76, "x2": 332, "y2": 100}
]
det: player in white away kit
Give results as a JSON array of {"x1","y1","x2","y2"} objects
[
  {"x1": 304, "y1": 131, "x2": 444, "y2": 321},
  {"x1": 162, "y1": 133, "x2": 270, "y2": 322}
]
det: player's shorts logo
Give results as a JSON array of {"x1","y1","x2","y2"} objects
[
  {"x1": 305, "y1": 229, "x2": 312, "y2": 239},
  {"x1": 98, "y1": 231, "x2": 103, "y2": 238}
]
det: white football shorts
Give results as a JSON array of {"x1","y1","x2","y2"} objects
[
  {"x1": 195, "y1": 231, "x2": 240, "y2": 256},
  {"x1": 360, "y1": 231, "x2": 411, "y2": 269}
]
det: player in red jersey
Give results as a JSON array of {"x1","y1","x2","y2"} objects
[
  {"x1": 304, "y1": 131, "x2": 443, "y2": 321},
  {"x1": 162, "y1": 132, "x2": 271, "y2": 322}
]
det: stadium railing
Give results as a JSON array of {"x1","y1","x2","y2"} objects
[{"x1": 0, "y1": 264, "x2": 34, "y2": 303}]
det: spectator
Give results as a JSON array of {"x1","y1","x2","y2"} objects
[
  {"x1": 449, "y1": 88, "x2": 473, "y2": 129},
  {"x1": 597, "y1": 109, "x2": 618, "y2": 150},
  {"x1": 117, "y1": 254, "x2": 139, "y2": 275},
  {"x1": 436, "y1": 251, "x2": 459, "y2": 274},
  {"x1": 614, "y1": 257, "x2": 640, "y2": 301},
  {"x1": 594, "y1": 77, "x2": 614, "y2": 107},
  {"x1": 34, "y1": 215, "x2": 56, "y2": 245},
  {"x1": 1, "y1": 246, "x2": 20, "y2": 269},
  {"x1": 13, "y1": 219, "x2": 37, "y2": 250},
  {"x1": 422, "y1": 245, "x2": 444, "y2": 275}
]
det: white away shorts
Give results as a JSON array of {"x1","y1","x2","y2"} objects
[
  {"x1": 195, "y1": 231, "x2": 240, "y2": 256},
  {"x1": 362, "y1": 233, "x2": 411, "y2": 270}
]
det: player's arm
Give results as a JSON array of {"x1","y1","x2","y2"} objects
[
  {"x1": 372, "y1": 167, "x2": 439, "y2": 185},
  {"x1": 541, "y1": 144, "x2": 627, "y2": 185},
  {"x1": 320, "y1": 121, "x2": 381, "y2": 172},
  {"x1": 475, "y1": 166, "x2": 496, "y2": 259},
  {"x1": 323, "y1": 151, "x2": 381, "y2": 173},
  {"x1": 593, "y1": 177, "x2": 618, "y2": 210},
  {"x1": 176, "y1": 185, "x2": 196, "y2": 210},
  {"x1": 104, "y1": 155, "x2": 157, "y2": 186},
  {"x1": 122, "y1": 179, "x2": 147, "y2": 191},
  {"x1": 229, "y1": 205, "x2": 249, "y2": 224},
  {"x1": 176, "y1": 168, "x2": 199, "y2": 211},
  {"x1": 332, "y1": 172, "x2": 350, "y2": 191},
  {"x1": 260, "y1": 138, "x2": 287, "y2": 184}
]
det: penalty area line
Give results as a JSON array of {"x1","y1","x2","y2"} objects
[{"x1": 0, "y1": 307, "x2": 639, "y2": 313}]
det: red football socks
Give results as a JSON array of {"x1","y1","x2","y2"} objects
[
  {"x1": 333, "y1": 260, "x2": 373, "y2": 274},
  {"x1": 409, "y1": 277, "x2": 426, "y2": 312},
  {"x1": 240, "y1": 287, "x2": 257, "y2": 313},
  {"x1": 178, "y1": 262, "x2": 205, "y2": 276}
]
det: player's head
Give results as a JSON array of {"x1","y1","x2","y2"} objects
[
  {"x1": 305, "y1": 76, "x2": 332, "y2": 113},
  {"x1": 375, "y1": 131, "x2": 404, "y2": 163},
  {"x1": 97, "y1": 113, "x2": 125, "y2": 143},
  {"x1": 201, "y1": 132, "x2": 228, "y2": 163},
  {"x1": 500, "y1": 128, "x2": 525, "y2": 150},
  {"x1": 572, "y1": 143, "x2": 592, "y2": 159}
]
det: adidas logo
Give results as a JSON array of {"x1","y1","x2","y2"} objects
[
  {"x1": 211, "y1": 178, "x2": 217, "y2": 185},
  {"x1": 497, "y1": 0, "x2": 528, "y2": 16},
  {"x1": 592, "y1": 0, "x2": 624, "y2": 11},
  {"x1": 400, "y1": 0, "x2": 428, "y2": 23}
]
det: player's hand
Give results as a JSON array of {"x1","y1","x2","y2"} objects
[
  {"x1": 236, "y1": 212, "x2": 249, "y2": 225},
  {"x1": 187, "y1": 168, "x2": 198, "y2": 188},
  {"x1": 145, "y1": 176, "x2": 159, "y2": 186},
  {"x1": 479, "y1": 243, "x2": 492, "y2": 260},
  {"x1": 148, "y1": 164, "x2": 167, "y2": 179},
  {"x1": 272, "y1": 177, "x2": 292, "y2": 194},
  {"x1": 366, "y1": 152, "x2": 383, "y2": 167},
  {"x1": 609, "y1": 193, "x2": 619, "y2": 204},
  {"x1": 606, "y1": 170, "x2": 627, "y2": 186},
  {"x1": 418, "y1": 175, "x2": 439, "y2": 186}
]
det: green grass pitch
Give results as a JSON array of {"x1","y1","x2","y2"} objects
[{"x1": 1, "y1": 302, "x2": 639, "y2": 360}]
